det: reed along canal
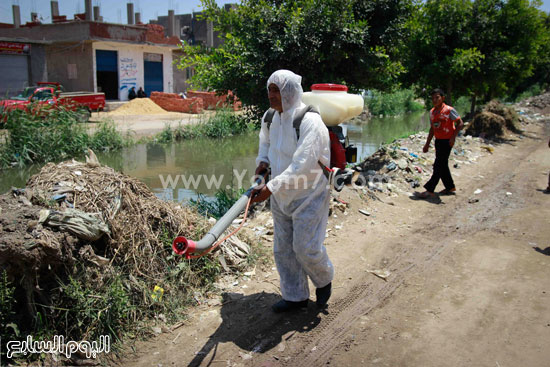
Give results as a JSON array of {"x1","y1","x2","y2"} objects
[{"x1": 0, "y1": 111, "x2": 430, "y2": 200}]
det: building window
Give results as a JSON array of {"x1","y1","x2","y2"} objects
[{"x1": 67, "y1": 64, "x2": 77, "y2": 79}]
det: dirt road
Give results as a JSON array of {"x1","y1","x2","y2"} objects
[{"x1": 121, "y1": 117, "x2": 550, "y2": 367}]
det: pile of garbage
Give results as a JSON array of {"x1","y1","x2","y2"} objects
[
  {"x1": 0, "y1": 151, "x2": 254, "y2": 342},
  {"x1": 350, "y1": 100, "x2": 538, "y2": 196},
  {"x1": 351, "y1": 132, "x2": 487, "y2": 195},
  {"x1": 519, "y1": 91, "x2": 550, "y2": 112}
]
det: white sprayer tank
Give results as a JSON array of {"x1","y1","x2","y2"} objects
[{"x1": 301, "y1": 84, "x2": 364, "y2": 126}]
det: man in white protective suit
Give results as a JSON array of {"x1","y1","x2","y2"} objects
[{"x1": 251, "y1": 69, "x2": 334, "y2": 313}]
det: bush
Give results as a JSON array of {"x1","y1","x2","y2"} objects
[
  {"x1": 0, "y1": 106, "x2": 127, "y2": 168},
  {"x1": 0, "y1": 271, "x2": 19, "y2": 343},
  {"x1": 511, "y1": 83, "x2": 544, "y2": 103},
  {"x1": 365, "y1": 89, "x2": 424, "y2": 116},
  {"x1": 54, "y1": 272, "x2": 134, "y2": 342},
  {"x1": 154, "y1": 108, "x2": 257, "y2": 143},
  {"x1": 190, "y1": 187, "x2": 245, "y2": 219}
]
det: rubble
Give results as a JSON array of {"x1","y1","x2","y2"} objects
[
  {"x1": 518, "y1": 91, "x2": 550, "y2": 113},
  {"x1": 350, "y1": 99, "x2": 544, "y2": 197}
]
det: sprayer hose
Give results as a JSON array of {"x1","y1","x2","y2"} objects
[{"x1": 186, "y1": 195, "x2": 254, "y2": 259}]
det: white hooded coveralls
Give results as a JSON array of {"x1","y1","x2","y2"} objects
[{"x1": 256, "y1": 70, "x2": 334, "y2": 302}]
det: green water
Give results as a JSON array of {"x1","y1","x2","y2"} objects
[
  {"x1": 0, "y1": 111, "x2": 430, "y2": 200},
  {"x1": 344, "y1": 110, "x2": 429, "y2": 162}
]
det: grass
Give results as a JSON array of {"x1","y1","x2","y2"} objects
[
  {"x1": 0, "y1": 270, "x2": 19, "y2": 343},
  {"x1": 54, "y1": 272, "x2": 134, "y2": 343},
  {"x1": 189, "y1": 187, "x2": 246, "y2": 219},
  {"x1": 365, "y1": 88, "x2": 424, "y2": 117},
  {"x1": 0, "y1": 105, "x2": 129, "y2": 169},
  {"x1": 0, "y1": 104, "x2": 257, "y2": 170},
  {"x1": 153, "y1": 108, "x2": 257, "y2": 144}
]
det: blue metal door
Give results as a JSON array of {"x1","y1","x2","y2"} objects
[
  {"x1": 96, "y1": 50, "x2": 118, "y2": 100},
  {"x1": 144, "y1": 54, "x2": 163, "y2": 96}
]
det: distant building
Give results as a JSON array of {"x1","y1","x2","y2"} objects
[
  {"x1": 0, "y1": 3, "x2": 180, "y2": 100},
  {"x1": 151, "y1": 4, "x2": 238, "y2": 93},
  {"x1": 152, "y1": 4, "x2": 237, "y2": 47},
  {"x1": 0, "y1": 1, "x2": 239, "y2": 100}
]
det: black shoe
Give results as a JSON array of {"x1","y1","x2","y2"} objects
[
  {"x1": 316, "y1": 282, "x2": 332, "y2": 308},
  {"x1": 271, "y1": 299, "x2": 308, "y2": 313}
]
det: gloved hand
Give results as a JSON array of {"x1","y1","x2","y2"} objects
[
  {"x1": 250, "y1": 183, "x2": 272, "y2": 203},
  {"x1": 255, "y1": 162, "x2": 269, "y2": 177}
]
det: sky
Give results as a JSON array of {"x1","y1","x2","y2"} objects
[
  {"x1": 0, "y1": 0, "x2": 549, "y2": 25},
  {"x1": 0, "y1": 0, "x2": 238, "y2": 25}
]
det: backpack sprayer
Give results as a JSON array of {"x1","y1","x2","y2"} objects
[{"x1": 173, "y1": 84, "x2": 364, "y2": 258}]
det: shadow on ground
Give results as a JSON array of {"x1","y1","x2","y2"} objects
[
  {"x1": 533, "y1": 247, "x2": 550, "y2": 256},
  {"x1": 409, "y1": 193, "x2": 443, "y2": 205},
  {"x1": 189, "y1": 291, "x2": 323, "y2": 366}
]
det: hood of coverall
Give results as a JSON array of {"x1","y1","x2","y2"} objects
[{"x1": 267, "y1": 70, "x2": 303, "y2": 113}]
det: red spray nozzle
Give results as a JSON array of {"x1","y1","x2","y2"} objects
[{"x1": 172, "y1": 237, "x2": 197, "y2": 259}]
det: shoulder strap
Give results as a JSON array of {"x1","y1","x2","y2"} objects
[
  {"x1": 265, "y1": 105, "x2": 320, "y2": 140},
  {"x1": 264, "y1": 108, "x2": 276, "y2": 130}
]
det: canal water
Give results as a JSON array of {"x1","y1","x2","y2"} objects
[{"x1": 0, "y1": 111, "x2": 430, "y2": 200}]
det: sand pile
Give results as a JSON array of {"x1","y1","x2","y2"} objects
[{"x1": 106, "y1": 97, "x2": 171, "y2": 115}]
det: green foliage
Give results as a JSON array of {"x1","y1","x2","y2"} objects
[
  {"x1": 179, "y1": 0, "x2": 413, "y2": 112},
  {"x1": 405, "y1": 0, "x2": 550, "y2": 110},
  {"x1": 56, "y1": 274, "x2": 134, "y2": 341},
  {"x1": 0, "y1": 106, "x2": 127, "y2": 168},
  {"x1": 0, "y1": 271, "x2": 19, "y2": 343},
  {"x1": 510, "y1": 83, "x2": 544, "y2": 102},
  {"x1": 453, "y1": 96, "x2": 472, "y2": 116},
  {"x1": 88, "y1": 121, "x2": 128, "y2": 152},
  {"x1": 155, "y1": 108, "x2": 256, "y2": 144},
  {"x1": 189, "y1": 187, "x2": 245, "y2": 219},
  {"x1": 365, "y1": 89, "x2": 424, "y2": 116},
  {"x1": 450, "y1": 47, "x2": 485, "y2": 76}
]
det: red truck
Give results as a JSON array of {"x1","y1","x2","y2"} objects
[{"x1": 0, "y1": 82, "x2": 105, "y2": 122}]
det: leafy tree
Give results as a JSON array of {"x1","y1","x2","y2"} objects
[
  {"x1": 405, "y1": 0, "x2": 476, "y2": 105},
  {"x1": 179, "y1": 0, "x2": 414, "y2": 114},
  {"x1": 510, "y1": 8, "x2": 550, "y2": 97},
  {"x1": 405, "y1": 0, "x2": 549, "y2": 114}
]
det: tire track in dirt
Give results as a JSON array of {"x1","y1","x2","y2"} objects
[{"x1": 284, "y1": 131, "x2": 543, "y2": 367}]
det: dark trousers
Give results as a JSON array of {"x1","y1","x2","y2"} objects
[{"x1": 424, "y1": 139, "x2": 455, "y2": 193}]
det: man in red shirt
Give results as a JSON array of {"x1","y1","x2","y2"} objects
[{"x1": 416, "y1": 89, "x2": 464, "y2": 199}]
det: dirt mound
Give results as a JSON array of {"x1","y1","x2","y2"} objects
[
  {"x1": 466, "y1": 111, "x2": 506, "y2": 138},
  {"x1": 0, "y1": 191, "x2": 77, "y2": 319},
  {"x1": 106, "y1": 97, "x2": 170, "y2": 115},
  {"x1": 466, "y1": 100, "x2": 520, "y2": 138},
  {"x1": 484, "y1": 100, "x2": 521, "y2": 132}
]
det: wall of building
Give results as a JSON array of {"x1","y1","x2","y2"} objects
[
  {"x1": 172, "y1": 49, "x2": 191, "y2": 94},
  {"x1": 155, "y1": 12, "x2": 224, "y2": 48},
  {"x1": 92, "y1": 41, "x2": 174, "y2": 100},
  {"x1": 45, "y1": 41, "x2": 94, "y2": 91},
  {"x1": 29, "y1": 44, "x2": 48, "y2": 84},
  {"x1": 0, "y1": 22, "x2": 92, "y2": 42},
  {"x1": 0, "y1": 41, "x2": 48, "y2": 94}
]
